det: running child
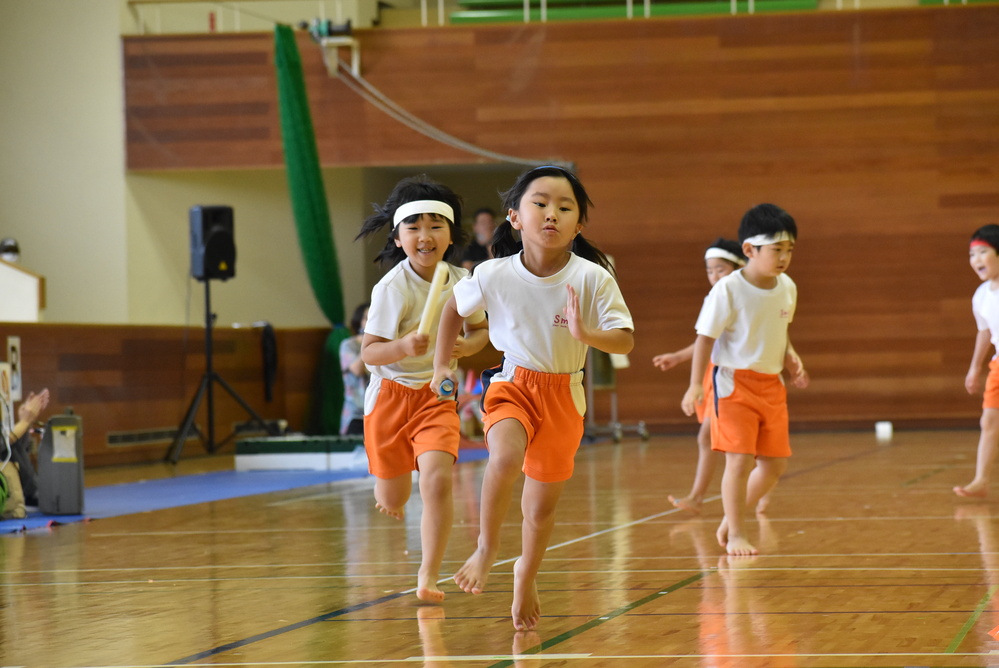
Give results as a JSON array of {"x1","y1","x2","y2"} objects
[
  {"x1": 431, "y1": 165, "x2": 634, "y2": 630},
  {"x1": 955, "y1": 224, "x2": 999, "y2": 499},
  {"x1": 356, "y1": 175, "x2": 489, "y2": 602},
  {"x1": 654, "y1": 238, "x2": 745, "y2": 515},
  {"x1": 681, "y1": 203, "x2": 808, "y2": 556}
]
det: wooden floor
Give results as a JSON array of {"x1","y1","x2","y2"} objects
[{"x1": 4, "y1": 429, "x2": 999, "y2": 667}]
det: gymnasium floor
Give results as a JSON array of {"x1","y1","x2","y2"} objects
[{"x1": 3, "y1": 429, "x2": 999, "y2": 667}]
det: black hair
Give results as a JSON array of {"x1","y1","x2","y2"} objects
[
  {"x1": 349, "y1": 302, "x2": 369, "y2": 335},
  {"x1": 473, "y1": 207, "x2": 496, "y2": 218},
  {"x1": 971, "y1": 224, "x2": 999, "y2": 252},
  {"x1": 738, "y1": 203, "x2": 798, "y2": 245},
  {"x1": 706, "y1": 237, "x2": 746, "y2": 265},
  {"x1": 355, "y1": 174, "x2": 466, "y2": 268},
  {"x1": 492, "y1": 165, "x2": 615, "y2": 276}
]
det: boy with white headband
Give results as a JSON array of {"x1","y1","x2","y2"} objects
[
  {"x1": 355, "y1": 175, "x2": 489, "y2": 602},
  {"x1": 655, "y1": 238, "x2": 747, "y2": 515},
  {"x1": 955, "y1": 224, "x2": 999, "y2": 499},
  {"x1": 681, "y1": 203, "x2": 809, "y2": 556}
]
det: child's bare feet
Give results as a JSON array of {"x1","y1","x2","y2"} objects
[
  {"x1": 724, "y1": 536, "x2": 758, "y2": 556},
  {"x1": 511, "y1": 558, "x2": 541, "y2": 631},
  {"x1": 417, "y1": 571, "x2": 445, "y2": 603},
  {"x1": 375, "y1": 501, "x2": 405, "y2": 519},
  {"x1": 716, "y1": 517, "x2": 729, "y2": 549},
  {"x1": 668, "y1": 494, "x2": 702, "y2": 515},
  {"x1": 453, "y1": 547, "x2": 492, "y2": 594},
  {"x1": 954, "y1": 483, "x2": 989, "y2": 499}
]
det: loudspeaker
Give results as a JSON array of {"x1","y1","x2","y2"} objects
[{"x1": 190, "y1": 205, "x2": 235, "y2": 281}]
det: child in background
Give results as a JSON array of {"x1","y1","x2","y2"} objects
[
  {"x1": 339, "y1": 302, "x2": 369, "y2": 435},
  {"x1": 432, "y1": 165, "x2": 634, "y2": 630},
  {"x1": 681, "y1": 204, "x2": 808, "y2": 556},
  {"x1": 356, "y1": 175, "x2": 489, "y2": 602},
  {"x1": 955, "y1": 224, "x2": 999, "y2": 499},
  {"x1": 654, "y1": 238, "x2": 745, "y2": 515}
]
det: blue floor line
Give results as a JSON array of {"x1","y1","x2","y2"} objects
[{"x1": 0, "y1": 447, "x2": 489, "y2": 534}]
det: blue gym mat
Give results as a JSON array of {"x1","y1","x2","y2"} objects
[{"x1": 0, "y1": 448, "x2": 488, "y2": 534}]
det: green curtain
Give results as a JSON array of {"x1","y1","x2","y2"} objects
[{"x1": 274, "y1": 24, "x2": 349, "y2": 435}]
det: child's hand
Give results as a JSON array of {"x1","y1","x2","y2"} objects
[
  {"x1": 564, "y1": 284, "x2": 590, "y2": 342},
  {"x1": 451, "y1": 335, "x2": 469, "y2": 359},
  {"x1": 430, "y1": 368, "x2": 457, "y2": 397},
  {"x1": 653, "y1": 353, "x2": 682, "y2": 371},
  {"x1": 785, "y1": 354, "x2": 809, "y2": 389},
  {"x1": 401, "y1": 332, "x2": 430, "y2": 357},
  {"x1": 966, "y1": 368, "x2": 983, "y2": 395},
  {"x1": 789, "y1": 367, "x2": 810, "y2": 389},
  {"x1": 681, "y1": 384, "x2": 703, "y2": 417}
]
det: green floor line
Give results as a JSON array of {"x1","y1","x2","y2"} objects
[
  {"x1": 945, "y1": 583, "x2": 998, "y2": 653},
  {"x1": 487, "y1": 570, "x2": 713, "y2": 668}
]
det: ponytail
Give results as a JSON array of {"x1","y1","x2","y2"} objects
[
  {"x1": 572, "y1": 234, "x2": 616, "y2": 278},
  {"x1": 488, "y1": 218, "x2": 522, "y2": 260}
]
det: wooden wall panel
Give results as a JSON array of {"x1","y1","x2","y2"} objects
[
  {"x1": 124, "y1": 6, "x2": 999, "y2": 432},
  {"x1": 1, "y1": 324, "x2": 328, "y2": 467}
]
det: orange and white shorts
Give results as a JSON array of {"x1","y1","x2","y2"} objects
[
  {"x1": 709, "y1": 366, "x2": 791, "y2": 458},
  {"x1": 481, "y1": 360, "x2": 585, "y2": 483},
  {"x1": 695, "y1": 363, "x2": 715, "y2": 425},
  {"x1": 985, "y1": 358, "x2": 999, "y2": 410},
  {"x1": 363, "y1": 377, "x2": 460, "y2": 479}
]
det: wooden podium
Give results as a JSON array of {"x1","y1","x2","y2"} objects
[{"x1": 0, "y1": 260, "x2": 45, "y2": 322}]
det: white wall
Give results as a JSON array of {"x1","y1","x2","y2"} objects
[
  {"x1": 125, "y1": 169, "x2": 369, "y2": 328},
  {"x1": 0, "y1": 0, "x2": 128, "y2": 323},
  {"x1": 0, "y1": 0, "x2": 522, "y2": 328}
]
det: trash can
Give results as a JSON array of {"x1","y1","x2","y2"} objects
[{"x1": 37, "y1": 408, "x2": 84, "y2": 515}]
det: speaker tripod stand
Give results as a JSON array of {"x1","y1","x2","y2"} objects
[{"x1": 167, "y1": 279, "x2": 279, "y2": 464}]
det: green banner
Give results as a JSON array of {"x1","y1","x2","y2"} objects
[{"x1": 274, "y1": 24, "x2": 348, "y2": 435}]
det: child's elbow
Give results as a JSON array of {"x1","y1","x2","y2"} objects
[{"x1": 616, "y1": 330, "x2": 635, "y2": 355}]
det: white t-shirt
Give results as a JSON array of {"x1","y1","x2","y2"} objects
[
  {"x1": 695, "y1": 269, "x2": 796, "y2": 375},
  {"x1": 452, "y1": 252, "x2": 633, "y2": 374},
  {"x1": 364, "y1": 260, "x2": 485, "y2": 389},
  {"x1": 972, "y1": 280, "x2": 999, "y2": 356}
]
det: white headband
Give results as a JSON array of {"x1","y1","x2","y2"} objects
[
  {"x1": 393, "y1": 200, "x2": 454, "y2": 228},
  {"x1": 704, "y1": 248, "x2": 746, "y2": 266},
  {"x1": 744, "y1": 230, "x2": 794, "y2": 247}
]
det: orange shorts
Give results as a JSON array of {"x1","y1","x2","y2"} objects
[
  {"x1": 695, "y1": 363, "x2": 715, "y2": 424},
  {"x1": 482, "y1": 364, "x2": 585, "y2": 483},
  {"x1": 363, "y1": 378, "x2": 460, "y2": 479},
  {"x1": 709, "y1": 367, "x2": 791, "y2": 458},
  {"x1": 985, "y1": 359, "x2": 999, "y2": 410}
]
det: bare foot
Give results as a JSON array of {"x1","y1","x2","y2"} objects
[
  {"x1": 725, "y1": 535, "x2": 758, "y2": 556},
  {"x1": 416, "y1": 573, "x2": 445, "y2": 604},
  {"x1": 954, "y1": 484, "x2": 989, "y2": 499},
  {"x1": 511, "y1": 558, "x2": 541, "y2": 631},
  {"x1": 716, "y1": 517, "x2": 729, "y2": 549},
  {"x1": 668, "y1": 494, "x2": 702, "y2": 515},
  {"x1": 453, "y1": 547, "x2": 492, "y2": 594},
  {"x1": 375, "y1": 501, "x2": 405, "y2": 519}
]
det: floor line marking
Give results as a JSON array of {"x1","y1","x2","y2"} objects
[
  {"x1": 946, "y1": 583, "x2": 999, "y2": 653},
  {"x1": 486, "y1": 570, "x2": 713, "y2": 668},
  {"x1": 160, "y1": 444, "x2": 888, "y2": 665}
]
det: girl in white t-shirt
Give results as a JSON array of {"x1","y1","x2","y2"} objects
[
  {"x1": 431, "y1": 165, "x2": 634, "y2": 631},
  {"x1": 356, "y1": 175, "x2": 489, "y2": 603}
]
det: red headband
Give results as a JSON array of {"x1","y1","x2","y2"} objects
[{"x1": 971, "y1": 240, "x2": 994, "y2": 250}]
